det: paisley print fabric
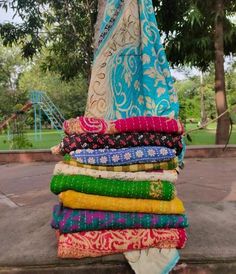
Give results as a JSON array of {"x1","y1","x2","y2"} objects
[
  {"x1": 50, "y1": 174, "x2": 176, "y2": 200},
  {"x1": 51, "y1": 205, "x2": 189, "y2": 233},
  {"x1": 54, "y1": 162, "x2": 178, "y2": 182},
  {"x1": 65, "y1": 157, "x2": 178, "y2": 171},
  {"x1": 57, "y1": 228, "x2": 187, "y2": 258},
  {"x1": 63, "y1": 116, "x2": 184, "y2": 135},
  {"x1": 59, "y1": 190, "x2": 185, "y2": 214},
  {"x1": 58, "y1": 132, "x2": 183, "y2": 155},
  {"x1": 85, "y1": 0, "x2": 179, "y2": 120},
  {"x1": 70, "y1": 146, "x2": 175, "y2": 166}
]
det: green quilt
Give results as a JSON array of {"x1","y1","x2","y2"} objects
[{"x1": 50, "y1": 174, "x2": 176, "y2": 201}]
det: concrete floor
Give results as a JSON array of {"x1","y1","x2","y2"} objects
[{"x1": 0, "y1": 158, "x2": 236, "y2": 273}]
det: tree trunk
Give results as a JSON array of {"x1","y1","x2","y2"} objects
[
  {"x1": 214, "y1": 0, "x2": 230, "y2": 144},
  {"x1": 200, "y1": 72, "x2": 207, "y2": 127}
]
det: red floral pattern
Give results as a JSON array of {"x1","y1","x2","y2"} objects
[{"x1": 57, "y1": 228, "x2": 187, "y2": 258}]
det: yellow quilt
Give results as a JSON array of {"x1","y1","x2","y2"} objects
[{"x1": 59, "y1": 190, "x2": 185, "y2": 214}]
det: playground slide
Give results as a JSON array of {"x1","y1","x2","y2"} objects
[{"x1": 0, "y1": 102, "x2": 32, "y2": 132}]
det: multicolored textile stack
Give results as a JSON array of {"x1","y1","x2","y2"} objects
[
  {"x1": 50, "y1": 0, "x2": 188, "y2": 271},
  {"x1": 50, "y1": 116, "x2": 188, "y2": 259}
]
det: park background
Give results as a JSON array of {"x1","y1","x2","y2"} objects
[
  {"x1": 0, "y1": 0, "x2": 236, "y2": 150},
  {"x1": 0, "y1": 2, "x2": 236, "y2": 274}
]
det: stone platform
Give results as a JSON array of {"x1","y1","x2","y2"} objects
[{"x1": 0, "y1": 158, "x2": 236, "y2": 273}]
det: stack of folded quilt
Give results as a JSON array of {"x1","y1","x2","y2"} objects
[{"x1": 50, "y1": 116, "x2": 188, "y2": 259}]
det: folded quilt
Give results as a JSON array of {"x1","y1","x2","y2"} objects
[
  {"x1": 63, "y1": 116, "x2": 184, "y2": 135},
  {"x1": 70, "y1": 146, "x2": 175, "y2": 166},
  {"x1": 51, "y1": 174, "x2": 176, "y2": 200},
  {"x1": 65, "y1": 157, "x2": 178, "y2": 171},
  {"x1": 54, "y1": 162, "x2": 178, "y2": 182},
  {"x1": 51, "y1": 205, "x2": 189, "y2": 233},
  {"x1": 59, "y1": 190, "x2": 185, "y2": 214},
  {"x1": 57, "y1": 228, "x2": 187, "y2": 258},
  {"x1": 59, "y1": 132, "x2": 183, "y2": 155}
]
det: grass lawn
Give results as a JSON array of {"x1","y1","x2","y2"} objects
[
  {"x1": 0, "y1": 130, "x2": 62, "y2": 150},
  {"x1": 184, "y1": 123, "x2": 236, "y2": 145},
  {"x1": 0, "y1": 124, "x2": 235, "y2": 150}
]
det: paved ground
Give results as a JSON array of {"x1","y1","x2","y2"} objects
[{"x1": 0, "y1": 158, "x2": 236, "y2": 273}]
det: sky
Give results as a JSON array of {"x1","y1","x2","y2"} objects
[{"x1": 0, "y1": 6, "x2": 22, "y2": 23}]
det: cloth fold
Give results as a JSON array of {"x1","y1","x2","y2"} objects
[
  {"x1": 59, "y1": 190, "x2": 185, "y2": 214},
  {"x1": 54, "y1": 162, "x2": 178, "y2": 182},
  {"x1": 64, "y1": 116, "x2": 184, "y2": 135},
  {"x1": 57, "y1": 228, "x2": 187, "y2": 259},
  {"x1": 51, "y1": 205, "x2": 188, "y2": 233},
  {"x1": 124, "y1": 248, "x2": 180, "y2": 274},
  {"x1": 58, "y1": 132, "x2": 183, "y2": 155},
  {"x1": 70, "y1": 146, "x2": 175, "y2": 166},
  {"x1": 65, "y1": 157, "x2": 178, "y2": 172},
  {"x1": 51, "y1": 174, "x2": 176, "y2": 200}
]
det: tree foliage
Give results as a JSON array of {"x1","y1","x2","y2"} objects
[
  {"x1": 0, "y1": 0, "x2": 98, "y2": 80},
  {"x1": 154, "y1": 0, "x2": 236, "y2": 71},
  {"x1": 153, "y1": 0, "x2": 236, "y2": 144},
  {"x1": 1, "y1": 0, "x2": 236, "y2": 144},
  {"x1": 0, "y1": 43, "x2": 28, "y2": 121},
  {"x1": 19, "y1": 55, "x2": 88, "y2": 119},
  {"x1": 1, "y1": 0, "x2": 235, "y2": 77},
  {"x1": 175, "y1": 74, "x2": 216, "y2": 122}
]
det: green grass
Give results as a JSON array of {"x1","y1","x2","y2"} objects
[
  {"x1": 0, "y1": 124, "x2": 235, "y2": 150},
  {"x1": 0, "y1": 130, "x2": 62, "y2": 150},
  {"x1": 185, "y1": 123, "x2": 236, "y2": 145}
]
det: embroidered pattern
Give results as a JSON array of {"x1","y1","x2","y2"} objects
[
  {"x1": 52, "y1": 205, "x2": 189, "y2": 233},
  {"x1": 54, "y1": 162, "x2": 178, "y2": 182},
  {"x1": 50, "y1": 174, "x2": 176, "y2": 200},
  {"x1": 63, "y1": 116, "x2": 184, "y2": 135},
  {"x1": 59, "y1": 190, "x2": 185, "y2": 214},
  {"x1": 70, "y1": 146, "x2": 175, "y2": 166},
  {"x1": 64, "y1": 157, "x2": 178, "y2": 172}
]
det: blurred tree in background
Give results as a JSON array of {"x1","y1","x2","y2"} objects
[
  {"x1": 19, "y1": 54, "x2": 88, "y2": 118},
  {"x1": 0, "y1": 0, "x2": 98, "y2": 80},
  {"x1": 0, "y1": 43, "x2": 28, "y2": 120},
  {"x1": 154, "y1": 0, "x2": 236, "y2": 143},
  {"x1": 0, "y1": 0, "x2": 236, "y2": 145}
]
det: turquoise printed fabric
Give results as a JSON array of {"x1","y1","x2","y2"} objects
[{"x1": 86, "y1": 0, "x2": 179, "y2": 120}]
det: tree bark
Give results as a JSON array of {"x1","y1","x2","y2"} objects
[
  {"x1": 200, "y1": 72, "x2": 207, "y2": 127},
  {"x1": 214, "y1": 0, "x2": 230, "y2": 144}
]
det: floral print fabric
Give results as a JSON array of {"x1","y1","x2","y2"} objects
[
  {"x1": 59, "y1": 132, "x2": 183, "y2": 155},
  {"x1": 57, "y1": 228, "x2": 187, "y2": 259},
  {"x1": 84, "y1": 0, "x2": 179, "y2": 120},
  {"x1": 70, "y1": 146, "x2": 175, "y2": 166}
]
